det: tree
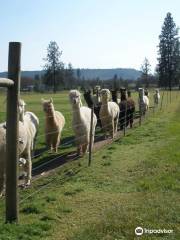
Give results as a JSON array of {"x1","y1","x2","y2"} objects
[
  {"x1": 64, "y1": 63, "x2": 75, "y2": 89},
  {"x1": 113, "y1": 74, "x2": 118, "y2": 89},
  {"x1": 43, "y1": 41, "x2": 64, "y2": 93},
  {"x1": 157, "y1": 12, "x2": 180, "y2": 90},
  {"x1": 141, "y1": 58, "x2": 151, "y2": 88}
]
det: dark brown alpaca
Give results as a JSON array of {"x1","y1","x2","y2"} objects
[
  {"x1": 127, "y1": 91, "x2": 135, "y2": 128},
  {"x1": 119, "y1": 89, "x2": 135, "y2": 129},
  {"x1": 83, "y1": 90, "x2": 102, "y2": 127}
]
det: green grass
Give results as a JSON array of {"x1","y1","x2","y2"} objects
[{"x1": 0, "y1": 90, "x2": 179, "y2": 239}]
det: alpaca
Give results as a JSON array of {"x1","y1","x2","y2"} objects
[
  {"x1": 69, "y1": 90, "x2": 97, "y2": 156},
  {"x1": 19, "y1": 99, "x2": 39, "y2": 156},
  {"x1": 111, "y1": 89, "x2": 118, "y2": 104},
  {"x1": 18, "y1": 99, "x2": 39, "y2": 186},
  {"x1": 0, "y1": 121, "x2": 28, "y2": 195},
  {"x1": 119, "y1": 88, "x2": 128, "y2": 130},
  {"x1": 92, "y1": 85, "x2": 101, "y2": 105},
  {"x1": 42, "y1": 98, "x2": 65, "y2": 153},
  {"x1": 154, "y1": 89, "x2": 160, "y2": 105},
  {"x1": 99, "y1": 89, "x2": 119, "y2": 138},
  {"x1": 127, "y1": 90, "x2": 136, "y2": 128},
  {"x1": 138, "y1": 88, "x2": 149, "y2": 115},
  {"x1": 83, "y1": 89, "x2": 102, "y2": 128},
  {"x1": 119, "y1": 89, "x2": 135, "y2": 129}
]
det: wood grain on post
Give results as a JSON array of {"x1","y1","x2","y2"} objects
[
  {"x1": 88, "y1": 105, "x2": 94, "y2": 166},
  {"x1": 6, "y1": 42, "x2": 21, "y2": 223}
]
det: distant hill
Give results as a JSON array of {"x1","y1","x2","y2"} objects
[
  {"x1": 77, "y1": 68, "x2": 141, "y2": 80},
  {"x1": 0, "y1": 68, "x2": 141, "y2": 80}
]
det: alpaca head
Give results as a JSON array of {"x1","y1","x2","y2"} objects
[
  {"x1": 69, "y1": 90, "x2": 82, "y2": 107},
  {"x1": 100, "y1": 89, "x2": 111, "y2": 102},
  {"x1": 18, "y1": 99, "x2": 26, "y2": 121},
  {"x1": 120, "y1": 88, "x2": 127, "y2": 101},
  {"x1": 42, "y1": 98, "x2": 55, "y2": 115}
]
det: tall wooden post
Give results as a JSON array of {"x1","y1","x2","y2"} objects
[
  {"x1": 6, "y1": 42, "x2": 21, "y2": 223},
  {"x1": 88, "y1": 105, "x2": 94, "y2": 166}
]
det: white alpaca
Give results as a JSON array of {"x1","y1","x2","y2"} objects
[
  {"x1": 138, "y1": 88, "x2": 149, "y2": 115},
  {"x1": 99, "y1": 89, "x2": 119, "y2": 139},
  {"x1": 42, "y1": 98, "x2": 65, "y2": 153},
  {"x1": 69, "y1": 90, "x2": 97, "y2": 156},
  {"x1": 19, "y1": 99, "x2": 39, "y2": 156},
  {"x1": 0, "y1": 121, "x2": 28, "y2": 195},
  {"x1": 154, "y1": 89, "x2": 160, "y2": 105},
  {"x1": 18, "y1": 99, "x2": 39, "y2": 186}
]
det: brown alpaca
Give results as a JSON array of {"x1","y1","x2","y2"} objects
[{"x1": 42, "y1": 98, "x2": 65, "y2": 153}]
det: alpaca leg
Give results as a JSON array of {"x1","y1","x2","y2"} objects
[
  {"x1": 46, "y1": 135, "x2": 52, "y2": 151},
  {"x1": 82, "y1": 144, "x2": 88, "y2": 155},
  {"x1": 53, "y1": 134, "x2": 60, "y2": 153},
  {"x1": 119, "y1": 112, "x2": 124, "y2": 130},
  {"x1": 110, "y1": 120, "x2": 114, "y2": 139},
  {"x1": 130, "y1": 113, "x2": 133, "y2": 128},
  {"x1": 77, "y1": 145, "x2": 82, "y2": 156},
  {"x1": 114, "y1": 116, "x2": 118, "y2": 133},
  {"x1": 24, "y1": 151, "x2": 32, "y2": 186}
]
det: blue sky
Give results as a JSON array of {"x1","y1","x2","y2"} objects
[{"x1": 0, "y1": 0, "x2": 180, "y2": 72}]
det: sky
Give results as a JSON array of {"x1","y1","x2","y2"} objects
[{"x1": 0, "y1": 0, "x2": 180, "y2": 72}]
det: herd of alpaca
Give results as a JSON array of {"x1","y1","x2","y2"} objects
[{"x1": 0, "y1": 87, "x2": 159, "y2": 196}]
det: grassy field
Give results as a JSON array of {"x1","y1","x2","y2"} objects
[{"x1": 0, "y1": 90, "x2": 179, "y2": 239}]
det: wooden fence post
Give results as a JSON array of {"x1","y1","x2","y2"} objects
[
  {"x1": 88, "y1": 105, "x2": 94, "y2": 166},
  {"x1": 6, "y1": 42, "x2": 21, "y2": 223}
]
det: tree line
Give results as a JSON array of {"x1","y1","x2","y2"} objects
[{"x1": 21, "y1": 12, "x2": 180, "y2": 92}]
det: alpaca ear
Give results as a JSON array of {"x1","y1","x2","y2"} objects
[{"x1": 50, "y1": 98, "x2": 53, "y2": 103}]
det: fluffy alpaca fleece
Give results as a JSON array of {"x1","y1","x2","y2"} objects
[
  {"x1": 19, "y1": 99, "x2": 39, "y2": 156},
  {"x1": 69, "y1": 90, "x2": 97, "y2": 156},
  {"x1": 83, "y1": 89, "x2": 102, "y2": 128},
  {"x1": 42, "y1": 98, "x2": 65, "y2": 153},
  {"x1": 154, "y1": 89, "x2": 160, "y2": 105},
  {"x1": 99, "y1": 89, "x2": 120, "y2": 139},
  {"x1": 139, "y1": 88, "x2": 149, "y2": 115},
  {"x1": 0, "y1": 121, "x2": 28, "y2": 195},
  {"x1": 18, "y1": 99, "x2": 39, "y2": 186}
]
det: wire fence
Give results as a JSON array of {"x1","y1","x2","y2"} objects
[{"x1": 0, "y1": 89, "x2": 179, "y2": 208}]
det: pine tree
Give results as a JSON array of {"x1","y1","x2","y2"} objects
[
  {"x1": 64, "y1": 63, "x2": 75, "y2": 89},
  {"x1": 43, "y1": 41, "x2": 64, "y2": 93},
  {"x1": 158, "y1": 12, "x2": 180, "y2": 90},
  {"x1": 141, "y1": 58, "x2": 151, "y2": 88}
]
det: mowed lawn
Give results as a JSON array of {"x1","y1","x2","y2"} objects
[{"x1": 0, "y1": 91, "x2": 179, "y2": 240}]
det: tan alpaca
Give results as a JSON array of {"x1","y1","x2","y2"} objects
[{"x1": 42, "y1": 98, "x2": 65, "y2": 153}]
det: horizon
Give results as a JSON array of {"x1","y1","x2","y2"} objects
[{"x1": 1, "y1": 0, "x2": 180, "y2": 73}]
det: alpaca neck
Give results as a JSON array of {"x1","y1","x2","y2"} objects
[
  {"x1": 46, "y1": 111, "x2": 55, "y2": 123},
  {"x1": 101, "y1": 99, "x2": 109, "y2": 111},
  {"x1": 72, "y1": 104, "x2": 81, "y2": 121}
]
